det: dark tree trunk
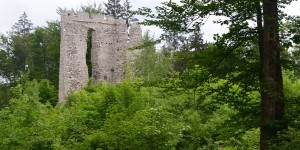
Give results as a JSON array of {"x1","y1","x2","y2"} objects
[
  {"x1": 260, "y1": 0, "x2": 286, "y2": 149},
  {"x1": 257, "y1": 1, "x2": 263, "y2": 80}
]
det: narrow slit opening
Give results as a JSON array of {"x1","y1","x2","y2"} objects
[{"x1": 86, "y1": 28, "x2": 94, "y2": 78}]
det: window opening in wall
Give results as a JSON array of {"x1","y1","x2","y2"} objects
[
  {"x1": 86, "y1": 28, "x2": 94, "y2": 78},
  {"x1": 111, "y1": 68, "x2": 114, "y2": 82}
]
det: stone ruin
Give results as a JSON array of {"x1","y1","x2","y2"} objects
[{"x1": 59, "y1": 11, "x2": 142, "y2": 102}]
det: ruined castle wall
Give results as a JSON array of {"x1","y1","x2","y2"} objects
[
  {"x1": 127, "y1": 23, "x2": 143, "y2": 58},
  {"x1": 59, "y1": 11, "x2": 89, "y2": 101},
  {"x1": 59, "y1": 11, "x2": 141, "y2": 102}
]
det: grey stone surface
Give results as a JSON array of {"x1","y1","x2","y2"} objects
[{"x1": 59, "y1": 11, "x2": 142, "y2": 102}]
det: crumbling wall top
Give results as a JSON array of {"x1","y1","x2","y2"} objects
[{"x1": 61, "y1": 10, "x2": 125, "y2": 26}]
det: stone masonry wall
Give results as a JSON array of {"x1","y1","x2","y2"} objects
[{"x1": 59, "y1": 11, "x2": 142, "y2": 102}]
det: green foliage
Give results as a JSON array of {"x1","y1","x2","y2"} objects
[
  {"x1": 172, "y1": 67, "x2": 261, "y2": 149},
  {"x1": 38, "y1": 79, "x2": 57, "y2": 106},
  {"x1": 0, "y1": 79, "x2": 60, "y2": 149},
  {"x1": 86, "y1": 30, "x2": 93, "y2": 78},
  {"x1": 161, "y1": 30, "x2": 208, "y2": 72},
  {"x1": 10, "y1": 71, "x2": 57, "y2": 106},
  {"x1": 1, "y1": 2, "x2": 300, "y2": 149},
  {"x1": 104, "y1": 0, "x2": 135, "y2": 27},
  {"x1": 133, "y1": 31, "x2": 173, "y2": 85},
  {"x1": 67, "y1": 81, "x2": 184, "y2": 149},
  {"x1": 29, "y1": 20, "x2": 61, "y2": 88},
  {"x1": 0, "y1": 84, "x2": 11, "y2": 107},
  {"x1": 138, "y1": 1, "x2": 294, "y2": 147},
  {"x1": 0, "y1": 14, "x2": 60, "y2": 107},
  {"x1": 104, "y1": 0, "x2": 123, "y2": 19},
  {"x1": 283, "y1": 71, "x2": 300, "y2": 124},
  {"x1": 0, "y1": 12, "x2": 33, "y2": 83},
  {"x1": 0, "y1": 74, "x2": 263, "y2": 149},
  {"x1": 81, "y1": 3, "x2": 103, "y2": 15},
  {"x1": 273, "y1": 70, "x2": 300, "y2": 149}
]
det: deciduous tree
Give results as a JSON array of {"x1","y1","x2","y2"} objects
[{"x1": 138, "y1": 0, "x2": 292, "y2": 148}]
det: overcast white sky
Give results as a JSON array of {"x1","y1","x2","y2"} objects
[
  {"x1": 0, "y1": 0, "x2": 299, "y2": 42},
  {"x1": 0, "y1": 0, "x2": 169, "y2": 36}
]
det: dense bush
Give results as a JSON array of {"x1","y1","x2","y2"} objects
[
  {"x1": 0, "y1": 70, "x2": 300, "y2": 149},
  {"x1": 0, "y1": 83, "x2": 233, "y2": 149}
]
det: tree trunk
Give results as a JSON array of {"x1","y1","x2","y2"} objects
[
  {"x1": 257, "y1": 1, "x2": 263, "y2": 80},
  {"x1": 260, "y1": 0, "x2": 286, "y2": 149}
]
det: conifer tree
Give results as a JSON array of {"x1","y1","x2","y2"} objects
[
  {"x1": 11, "y1": 12, "x2": 33, "y2": 37},
  {"x1": 104, "y1": 0, "x2": 135, "y2": 27},
  {"x1": 9, "y1": 12, "x2": 33, "y2": 74},
  {"x1": 0, "y1": 12, "x2": 34, "y2": 106},
  {"x1": 104, "y1": 0, "x2": 123, "y2": 19},
  {"x1": 121, "y1": 0, "x2": 134, "y2": 27}
]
